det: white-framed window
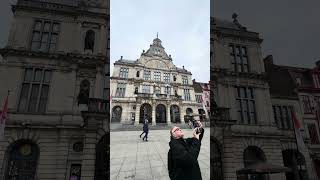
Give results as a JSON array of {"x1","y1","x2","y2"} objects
[
  {"x1": 182, "y1": 75, "x2": 188, "y2": 85},
  {"x1": 119, "y1": 67, "x2": 129, "y2": 78},
  {"x1": 154, "y1": 71, "x2": 161, "y2": 81},
  {"x1": 144, "y1": 70, "x2": 151, "y2": 80},
  {"x1": 164, "y1": 73, "x2": 170, "y2": 83},
  {"x1": 184, "y1": 88, "x2": 191, "y2": 101},
  {"x1": 142, "y1": 85, "x2": 151, "y2": 93},
  {"x1": 115, "y1": 83, "x2": 126, "y2": 97}
]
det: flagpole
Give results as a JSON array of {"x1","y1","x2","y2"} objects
[{"x1": 290, "y1": 109, "x2": 304, "y2": 180}]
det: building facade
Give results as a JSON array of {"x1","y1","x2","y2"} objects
[
  {"x1": 265, "y1": 55, "x2": 320, "y2": 179},
  {"x1": 110, "y1": 37, "x2": 204, "y2": 125},
  {"x1": 0, "y1": 0, "x2": 109, "y2": 179},
  {"x1": 211, "y1": 14, "x2": 318, "y2": 180}
]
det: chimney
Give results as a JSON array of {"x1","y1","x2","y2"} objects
[
  {"x1": 120, "y1": 56, "x2": 123, "y2": 60},
  {"x1": 182, "y1": 66, "x2": 185, "y2": 69}
]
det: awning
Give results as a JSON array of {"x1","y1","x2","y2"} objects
[{"x1": 236, "y1": 162, "x2": 292, "y2": 175}]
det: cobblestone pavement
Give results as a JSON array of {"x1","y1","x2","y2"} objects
[{"x1": 110, "y1": 128, "x2": 210, "y2": 180}]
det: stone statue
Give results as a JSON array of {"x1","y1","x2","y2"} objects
[
  {"x1": 78, "y1": 80, "x2": 90, "y2": 105},
  {"x1": 85, "y1": 30, "x2": 95, "y2": 51}
]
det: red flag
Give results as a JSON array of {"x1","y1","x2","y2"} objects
[
  {"x1": 291, "y1": 111, "x2": 306, "y2": 151},
  {"x1": 0, "y1": 96, "x2": 9, "y2": 139}
]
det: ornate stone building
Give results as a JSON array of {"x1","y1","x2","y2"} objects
[
  {"x1": 110, "y1": 37, "x2": 204, "y2": 125},
  {"x1": 211, "y1": 14, "x2": 318, "y2": 180},
  {"x1": 0, "y1": 0, "x2": 109, "y2": 179}
]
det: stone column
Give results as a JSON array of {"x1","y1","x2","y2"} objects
[
  {"x1": 94, "y1": 66, "x2": 103, "y2": 98},
  {"x1": 167, "y1": 104, "x2": 171, "y2": 125},
  {"x1": 152, "y1": 104, "x2": 156, "y2": 125},
  {"x1": 81, "y1": 117, "x2": 97, "y2": 180},
  {"x1": 135, "y1": 104, "x2": 140, "y2": 125},
  {"x1": 180, "y1": 106, "x2": 186, "y2": 125},
  {"x1": 98, "y1": 25, "x2": 106, "y2": 54}
]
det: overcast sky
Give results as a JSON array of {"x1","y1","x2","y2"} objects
[
  {"x1": 111, "y1": 0, "x2": 210, "y2": 82},
  {"x1": 212, "y1": 0, "x2": 320, "y2": 68}
]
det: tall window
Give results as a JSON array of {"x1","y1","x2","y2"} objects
[
  {"x1": 31, "y1": 20, "x2": 60, "y2": 53},
  {"x1": 308, "y1": 124, "x2": 320, "y2": 144},
  {"x1": 144, "y1": 70, "x2": 151, "y2": 80},
  {"x1": 229, "y1": 44, "x2": 249, "y2": 72},
  {"x1": 18, "y1": 68, "x2": 51, "y2": 113},
  {"x1": 142, "y1": 85, "x2": 150, "y2": 93},
  {"x1": 235, "y1": 87, "x2": 256, "y2": 124},
  {"x1": 182, "y1": 75, "x2": 188, "y2": 85},
  {"x1": 164, "y1": 73, "x2": 170, "y2": 83},
  {"x1": 154, "y1": 71, "x2": 161, "y2": 81},
  {"x1": 272, "y1": 105, "x2": 293, "y2": 129},
  {"x1": 184, "y1": 89, "x2": 191, "y2": 101},
  {"x1": 119, "y1": 67, "x2": 129, "y2": 78},
  {"x1": 301, "y1": 95, "x2": 312, "y2": 114},
  {"x1": 115, "y1": 83, "x2": 126, "y2": 97},
  {"x1": 165, "y1": 86, "x2": 171, "y2": 95},
  {"x1": 103, "y1": 76, "x2": 109, "y2": 100},
  {"x1": 195, "y1": 95, "x2": 202, "y2": 103}
]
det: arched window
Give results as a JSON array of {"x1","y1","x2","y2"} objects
[
  {"x1": 5, "y1": 140, "x2": 39, "y2": 180},
  {"x1": 111, "y1": 106, "x2": 122, "y2": 122},
  {"x1": 243, "y1": 146, "x2": 267, "y2": 180},
  {"x1": 84, "y1": 30, "x2": 95, "y2": 51},
  {"x1": 78, "y1": 80, "x2": 90, "y2": 105},
  {"x1": 136, "y1": 71, "x2": 140, "y2": 77}
]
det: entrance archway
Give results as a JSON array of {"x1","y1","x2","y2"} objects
[
  {"x1": 156, "y1": 104, "x2": 166, "y2": 123},
  {"x1": 186, "y1": 108, "x2": 193, "y2": 115},
  {"x1": 170, "y1": 105, "x2": 180, "y2": 123},
  {"x1": 140, "y1": 103, "x2": 152, "y2": 123},
  {"x1": 5, "y1": 140, "x2": 39, "y2": 180},
  {"x1": 111, "y1": 106, "x2": 122, "y2": 122}
]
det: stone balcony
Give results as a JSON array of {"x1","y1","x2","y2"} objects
[{"x1": 135, "y1": 92, "x2": 183, "y2": 100}]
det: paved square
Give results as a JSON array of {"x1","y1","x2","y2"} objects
[{"x1": 110, "y1": 128, "x2": 210, "y2": 180}]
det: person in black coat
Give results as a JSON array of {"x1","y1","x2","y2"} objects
[
  {"x1": 139, "y1": 119, "x2": 149, "y2": 141},
  {"x1": 168, "y1": 123, "x2": 204, "y2": 180}
]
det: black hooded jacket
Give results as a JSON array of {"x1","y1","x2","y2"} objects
[{"x1": 168, "y1": 129, "x2": 204, "y2": 180}]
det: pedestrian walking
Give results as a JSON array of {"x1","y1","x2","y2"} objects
[
  {"x1": 139, "y1": 118, "x2": 149, "y2": 141},
  {"x1": 167, "y1": 121, "x2": 204, "y2": 180}
]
